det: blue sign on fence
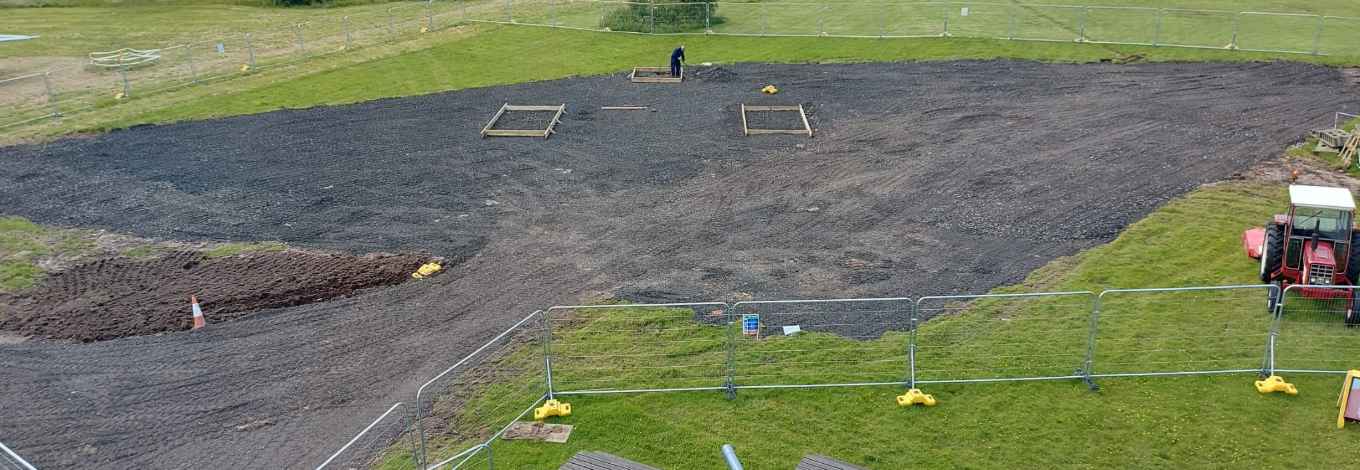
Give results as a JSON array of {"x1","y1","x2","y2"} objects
[
  {"x1": 215, "y1": 42, "x2": 225, "y2": 55},
  {"x1": 742, "y1": 314, "x2": 759, "y2": 337}
]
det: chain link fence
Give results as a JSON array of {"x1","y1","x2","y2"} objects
[
  {"x1": 5, "y1": 1, "x2": 1360, "y2": 134},
  {"x1": 316, "y1": 281, "x2": 1360, "y2": 469}
]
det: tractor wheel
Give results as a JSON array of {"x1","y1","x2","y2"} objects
[
  {"x1": 1260, "y1": 224, "x2": 1284, "y2": 283},
  {"x1": 1347, "y1": 232, "x2": 1360, "y2": 284}
]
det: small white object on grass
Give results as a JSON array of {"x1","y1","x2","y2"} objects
[
  {"x1": 783, "y1": 325, "x2": 802, "y2": 336},
  {"x1": 701, "y1": 62, "x2": 713, "y2": 66}
]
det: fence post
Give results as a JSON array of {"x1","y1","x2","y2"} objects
[
  {"x1": 182, "y1": 44, "x2": 198, "y2": 83},
  {"x1": 1080, "y1": 293, "x2": 1103, "y2": 391},
  {"x1": 705, "y1": 1, "x2": 712, "y2": 32},
  {"x1": 507, "y1": 0, "x2": 514, "y2": 22},
  {"x1": 941, "y1": 6, "x2": 950, "y2": 37},
  {"x1": 817, "y1": 4, "x2": 825, "y2": 35},
  {"x1": 426, "y1": 1, "x2": 435, "y2": 30},
  {"x1": 1311, "y1": 15, "x2": 1324, "y2": 55},
  {"x1": 549, "y1": 0, "x2": 556, "y2": 27},
  {"x1": 42, "y1": 71, "x2": 60, "y2": 119},
  {"x1": 343, "y1": 16, "x2": 352, "y2": 49},
  {"x1": 388, "y1": 7, "x2": 396, "y2": 35},
  {"x1": 905, "y1": 300, "x2": 918, "y2": 389},
  {"x1": 117, "y1": 63, "x2": 130, "y2": 98},
  {"x1": 761, "y1": 3, "x2": 768, "y2": 36},
  {"x1": 1228, "y1": 12, "x2": 1239, "y2": 49},
  {"x1": 1006, "y1": 5, "x2": 1016, "y2": 40},
  {"x1": 294, "y1": 23, "x2": 306, "y2": 55},
  {"x1": 649, "y1": 3, "x2": 656, "y2": 33},
  {"x1": 1152, "y1": 8, "x2": 1163, "y2": 46},
  {"x1": 1263, "y1": 285, "x2": 1283, "y2": 377},
  {"x1": 723, "y1": 303, "x2": 737, "y2": 400},
  {"x1": 1077, "y1": 6, "x2": 1088, "y2": 42},
  {"x1": 878, "y1": 8, "x2": 885, "y2": 39},
  {"x1": 245, "y1": 32, "x2": 256, "y2": 67},
  {"x1": 543, "y1": 310, "x2": 556, "y2": 401}
]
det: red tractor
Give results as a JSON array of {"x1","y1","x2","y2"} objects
[{"x1": 1245, "y1": 185, "x2": 1360, "y2": 325}]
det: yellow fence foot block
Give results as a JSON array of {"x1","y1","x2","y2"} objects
[
  {"x1": 534, "y1": 399, "x2": 572, "y2": 420},
  {"x1": 1255, "y1": 375, "x2": 1298, "y2": 396},
  {"x1": 896, "y1": 389, "x2": 937, "y2": 407}
]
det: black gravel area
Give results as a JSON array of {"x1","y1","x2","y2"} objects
[
  {"x1": 0, "y1": 60, "x2": 1355, "y2": 469},
  {"x1": 744, "y1": 107, "x2": 807, "y2": 131}
]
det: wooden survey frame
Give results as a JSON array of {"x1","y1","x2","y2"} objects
[
  {"x1": 741, "y1": 104, "x2": 813, "y2": 137},
  {"x1": 630, "y1": 66, "x2": 683, "y2": 83},
  {"x1": 480, "y1": 103, "x2": 566, "y2": 139}
]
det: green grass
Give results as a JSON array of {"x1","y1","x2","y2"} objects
[
  {"x1": 394, "y1": 181, "x2": 1360, "y2": 469},
  {"x1": 203, "y1": 240, "x2": 287, "y2": 257},
  {"x1": 0, "y1": 2, "x2": 429, "y2": 58},
  {"x1": 102, "y1": 23, "x2": 1360, "y2": 131},
  {"x1": 0, "y1": 216, "x2": 58, "y2": 291}
]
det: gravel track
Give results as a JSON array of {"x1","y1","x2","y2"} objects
[{"x1": 0, "y1": 60, "x2": 1354, "y2": 469}]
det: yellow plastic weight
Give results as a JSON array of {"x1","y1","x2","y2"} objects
[
  {"x1": 534, "y1": 399, "x2": 572, "y2": 420},
  {"x1": 411, "y1": 262, "x2": 443, "y2": 279},
  {"x1": 895, "y1": 388, "x2": 937, "y2": 407},
  {"x1": 761, "y1": 85, "x2": 779, "y2": 94},
  {"x1": 1255, "y1": 375, "x2": 1298, "y2": 396}
]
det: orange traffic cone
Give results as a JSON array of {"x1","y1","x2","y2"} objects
[{"x1": 190, "y1": 295, "x2": 206, "y2": 330}]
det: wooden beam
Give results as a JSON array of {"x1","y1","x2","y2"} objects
[
  {"x1": 740, "y1": 103, "x2": 749, "y2": 136},
  {"x1": 630, "y1": 66, "x2": 682, "y2": 83},
  {"x1": 480, "y1": 102, "x2": 508, "y2": 138},
  {"x1": 741, "y1": 103, "x2": 813, "y2": 137},
  {"x1": 601, "y1": 106, "x2": 648, "y2": 110}
]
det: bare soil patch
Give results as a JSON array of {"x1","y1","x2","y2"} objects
[{"x1": 0, "y1": 250, "x2": 428, "y2": 342}]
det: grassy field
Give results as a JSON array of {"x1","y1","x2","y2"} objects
[
  {"x1": 5, "y1": 0, "x2": 1360, "y2": 144},
  {"x1": 391, "y1": 180, "x2": 1360, "y2": 470}
]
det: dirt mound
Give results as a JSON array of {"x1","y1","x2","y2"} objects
[{"x1": 0, "y1": 250, "x2": 428, "y2": 342}]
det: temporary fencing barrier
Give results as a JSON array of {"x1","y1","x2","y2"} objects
[
  {"x1": 1274, "y1": 285, "x2": 1360, "y2": 375},
  {"x1": 317, "y1": 280, "x2": 1360, "y2": 469}
]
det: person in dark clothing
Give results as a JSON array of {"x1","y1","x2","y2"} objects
[{"x1": 670, "y1": 45, "x2": 685, "y2": 78}]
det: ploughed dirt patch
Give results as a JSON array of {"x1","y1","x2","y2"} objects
[{"x1": 0, "y1": 250, "x2": 429, "y2": 342}]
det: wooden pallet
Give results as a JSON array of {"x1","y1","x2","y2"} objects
[
  {"x1": 741, "y1": 103, "x2": 813, "y2": 137},
  {"x1": 796, "y1": 454, "x2": 867, "y2": 470},
  {"x1": 630, "y1": 66, "x2": 682, "y2": 83},
  {"x1": 1341, "y1": 131, "x2": 1360, "y2": 168},
  {"x1": 480, "y1": 103, "x2": 566, "y2": 139},
  {"x1": 559, "y1": 451, "x2": 661, "y2": 470}
]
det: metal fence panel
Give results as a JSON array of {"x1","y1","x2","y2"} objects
[
  {"x1": 547, "y1": 303, "x2": 732, "y2": 394},
  {"x1": 0, "y1": 72, "x2": 58, "y2": 130},
  {"x1": 945, "y1": 2, "x2": 1010, "y2": 39},
  {"x1": 0, "y1": 442, "x2": 38, "y2": 470},
  {"x1": 1091, "y1": 285, "x2": 1277, "y2": 378},
  {"x1": 1157, "y1": 8, "x2": 1236, "y2": 49},
  {"x1": 1083, "y1": 6, "x2": 1158, "y2": 45},
  {"x1": 711, "y1": 2, "x2": 766, "y2": 35},
  {"x1": 1010, "y1": 4, "x2": 1083, "y2": 42},
  {"x1": 413, "y1": 311, "x2": 547, "y2": 469},
  {"x1": 1274, "y1": 285, "x2": 1360, "y2": 374},
  {"x1": 1236, "y1": 12, "x2": 1321, "y2": 54},
  {"x1": 1316, "y1": 16, "x2": 1360, "y2": 57},
  {"x1": 315, "y1": 403, "x2": 417, "y2": 470},
  {"x1": 913, "y1": 292, "x2": 1094, "y2": 384},
  {"x1": 728, "y1": 298, "x2": 913, "y2": 389},
  {"x1": 760, "y1": 3, "x2": 823, "y2": 37}
]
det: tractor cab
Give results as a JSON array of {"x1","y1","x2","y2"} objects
[{"x1": 1252, "y1": 185, "x2": 1358, "y2": 288}]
